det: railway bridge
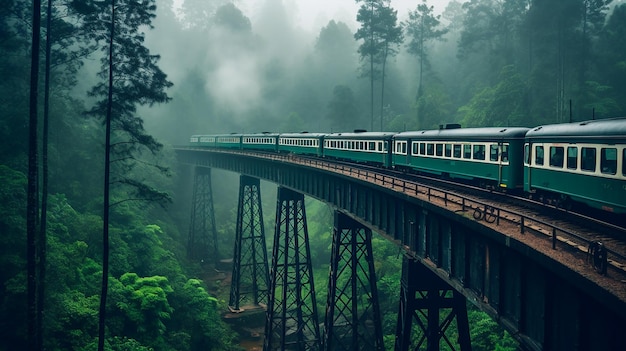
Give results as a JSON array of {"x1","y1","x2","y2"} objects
[{"x1": 176, "y1": 147, "x2": 626, "y2": 351}]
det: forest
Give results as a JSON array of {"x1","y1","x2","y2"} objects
[{"x1": 1, "y1": 0, "x2": 624, "y2": 350}]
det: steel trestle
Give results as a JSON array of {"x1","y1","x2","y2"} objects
[
  {"x1": 323, "y1": 211, "x2": 384, "y2": 351},
  {"x1": 229, "y1": 175, "x2": 271, "y2": 311},
  {"x1": 394, "y1": 256, "x2": 471, "y2": 351},
  {"x1": 187, "y1": 167, "x2": 218, "y2": 262},
  {"x1": 264, "y1": 187, "x2": 321, "y2": 351}
]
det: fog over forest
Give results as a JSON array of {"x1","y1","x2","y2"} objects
[{"x1": 136, "y1": 0, "x2": 626, "y2": 146}]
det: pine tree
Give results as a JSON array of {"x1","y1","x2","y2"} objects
[
  {"x1": 76, "y1": 0, "x2": 172, "y2": 349},
  {"x1": 355, "y1": 0, "x2": 402, "y2": 131}
]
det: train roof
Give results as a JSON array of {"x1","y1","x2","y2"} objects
[
  {"x1": 241, "y1": 132, "x2": 280, "y2": 137},
  {"x1": 394, "y1": 127, "x2": 530, "y2": 140},
  {"x1": 324, "y1": 131, "x2": 397, "y2": 139},
  {"x1": 193, "y1": 133, "x2": 243, "y2": 137},
  {"x1": 525, "y1": 117, "x2": 626, "y2": 139},
  {"x1": 279, "y1": 132, "x2": 327, "y2": 138}
]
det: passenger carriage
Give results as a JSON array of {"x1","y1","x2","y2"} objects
[
  {"x1": 189, "y1": 135, "x2": 216, "y2": 147},
  {"x1": 393, "y1": 126, "x2": 530, "y2": 189},
  {"x1": 214, "y1": 134, "x2": 243, "y2": 149},
  {"x1": 323, "y1": 131, "x2": 395, "y2": 167},
  {"x1": 241, "y1": 132, "x2": 279, "y2": 152},
  {"x1": 524, "y1": 118, "x2": 626, "y2": 213},
  {"x1": 278, "y1": 132, "x2": 325, "y2": 156}
]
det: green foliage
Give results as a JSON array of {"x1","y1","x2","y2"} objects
[
  {"x1": 468, "y1": 309, "x2": 517, "y2": 351},
  {"x1": 458, "y1": 65, "x2": 529, "y2": 127},
  {"x1": 596, "y1": 4, "x2": 626, "y2": 115},
  {"x1": 168, "y1": 279, "x2": 237, "y2": 351},
  {"x1": 326, "y1": 85, "x2": 360, "y2": 132},
  {"x1": 108, "y1": 273, "x2": 174, "y2": 348}
]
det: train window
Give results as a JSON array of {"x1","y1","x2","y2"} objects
[
  {"x1": 549, "y1": 146, "x2": 564, "y2": 168},
  {"x1": 445, "y1": 144, "x2": 452, "y2": 157},
  {"x1": 436, "y1": 144, "x2": 443, "y2": 157},
  {"x1": 490, "y1": 144, "x2": 499, "y2": 162},
  {"x1": 369, "y1": 142, "x2": 376, "y2": 151},
  {"x1": 384, "y1": 141, "x2": 388, "y2": 151},
  {"x1": 378, "y1": 142, "x2": 383, "y2": 152},
  {"x1": 473, "y1": 145, "x2": 486, "y2": 160},
  {"x1": 601, "y1": 148, "x2": 617, "y2": 175},
  {"x1": 412, "y1": 142, "x2": 419, "y2": 155},
  {"x1": 427, "y1": 143, "x2": 435, "y2": 156},
  {"x1": 535, "y1": 146, "x2": 544, "y2": 165},
  {"x1": 623, "y1": 149, "x2": 626, "y2": 176},
  {"x1": 453, "y1": 144, "x2": 461, "y2": 158},
  {"x1": 402, "y1": 142, "x2": 407, "y2": 154},
  {"x1": 420, "y1": 143, "x2": 426, "y2": 155},
  {"x1": 567, "y1": 147, "x2": 577, "y2": 169},
  {"x1": 463, "y1": 144, "x2": 472, "y2": 159},
  {"x1": 581, "y1": 147, "x2": 596, "y2": 172},
  {"x1": 501, "y1": 144, "x2": 509, "y2": 162}
]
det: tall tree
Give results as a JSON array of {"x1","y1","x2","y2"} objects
[
  {"x1": 27, "y1": 0, "x2": 42, "y2": 350},
  {"x1": 596, "y1": 3, "x2": 626, "y2": 115},
  {"x1": 326, "y1": 85, "x2": 359, "y2": 131},
  {"x1": 404, "y1": 0, "x2": 448, "y2": 126},
  {"x1": 355, "y1": 0, "x2": 402, "y2": 131},
  {"x1": 77, "y1": 0, "x2": 172, "y2": 349},
  {"x1": 576, "y1": 0, "x2": 612, "y2": 116},
  {"x1": 37, "y1": 0, "x2": 54, "y2": 348}
]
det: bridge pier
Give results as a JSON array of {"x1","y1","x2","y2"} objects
[
  {"x1": 187, "y1": 166, "x2": 218, "y2": 261},
  {"x1": 323, "y1": 211, "x2": 384, "y2": 351},
  {"x1": 264, "y1": 187, "x2": 321, "y2": 351},
  {"x1": 394, "y1": 256, "x2": 471, "y2": 351},
  {"x1": 229, "y1": 175, "x2": 270, "y2": 312}
]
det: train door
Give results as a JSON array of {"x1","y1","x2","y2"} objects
[
  {"x1": 491, "y1": 143, "x2": 504, "y2": 187},
  {"x1": 523, "y1": 142, "x2": 532, "y2": 191},
  {"x1": 384, "y1": 140, "x2": 392, "y2": 167}
]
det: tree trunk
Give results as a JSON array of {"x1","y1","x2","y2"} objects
[
  {"x1": 98, "y1": 1, "x2": 115, "y2": 350},
  {"x1": 27, "y1": 0, "x2": 42, "y2": 350},
  {"x1": 380, "y1": 43, "x2": 388, "y2": 132},
  {"x1": 37, "y1": 0, "x2": 53, "y2": 349}
]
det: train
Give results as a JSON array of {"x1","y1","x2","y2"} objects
[{"x1": 189, "y1": 118, "x2": 626, "y2": 215}]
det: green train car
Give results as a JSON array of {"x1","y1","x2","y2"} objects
[
  {"x1": 322, "y1": 132, "x2": 395, "y2": 167},
  {"x1": 278, "y1": 132, "x2": 325, "y2": 156},
  {"x1": 214, "y1": 134, "x2": 243, "y2": 149},
  {"x1": 241, "y1": 133, "x2": 279, "y2": 152},
  {"x1": 190, "y1": 135, "x2": 218, "y2": 147},
  {"x1": 524, "y1": 118, "x2": 626, "y2": 213},
  {"x1": 393, "y1": 127, "x2": 530, "y2": 189}
]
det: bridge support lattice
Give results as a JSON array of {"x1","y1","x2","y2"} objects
[
  {"x1": 394, "y1": 256, "x2": 471, "y2": 351},
  {"x1": 263, "y1": 187, "x2": 321, "y2": 351},
  {"x1": 229, "y1": 175, "x2": 270, "y2": 311},
  {"x1": 323, "y1": 211, "x2": 384, "y2": 351},
  {"x1": 187, "y1": 167, "x2": 218, "y2": 261}
]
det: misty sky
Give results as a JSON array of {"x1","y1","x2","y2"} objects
[
  {"x1": 148, "y1": 0, "x2": 453, "y2": 139},
  {"x1": 239, "y1": 0, "x2": 451, "y2": 32},
  {"x1": 173, "y1": 0, "x2": 452, "y2": 33}
]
